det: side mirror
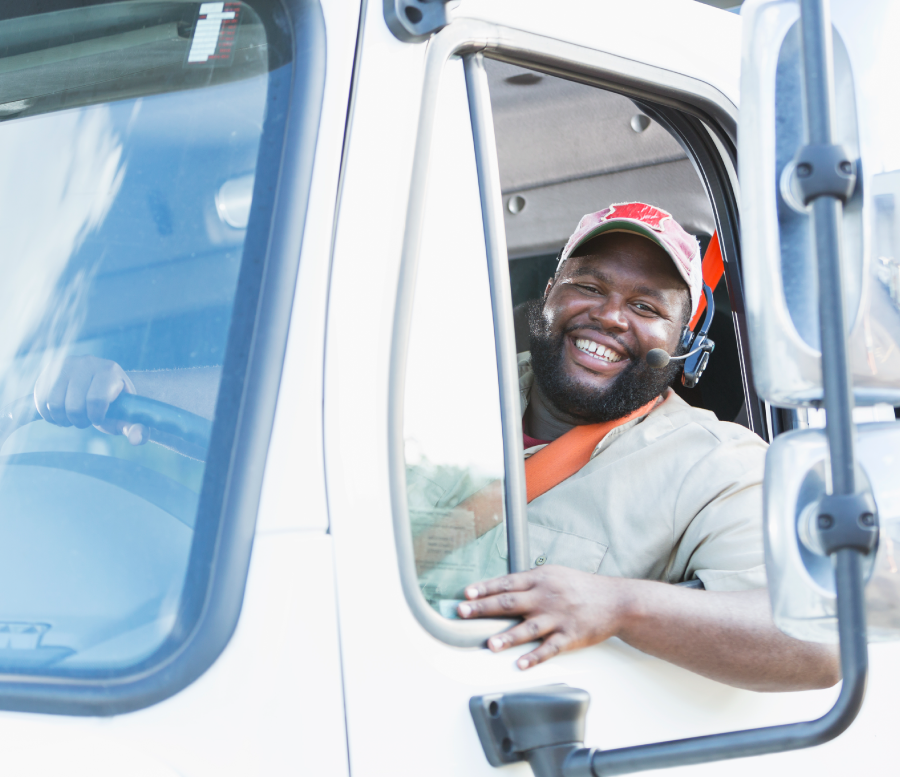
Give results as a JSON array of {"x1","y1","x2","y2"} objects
[
  {"x1": 740, "y1": 0, "x2": 900, "y2": 407},
  {"x1": 740, "y1": 0, "x2": 900, "y2": 638},
  {"x1": 766, "y1": 422, "x2": 900, "y2": 641}
]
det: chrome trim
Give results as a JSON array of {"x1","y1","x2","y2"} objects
[
  {"x1": 463, "y1": 52, "x2": 530, "y2": 575},
  {"x1": 388, "y1": 18, "x2": 742, "y2": 647}
]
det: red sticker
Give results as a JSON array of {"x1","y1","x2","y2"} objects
[{"x1": 605, "y1": 202, "x2": 672, "y2": 231}]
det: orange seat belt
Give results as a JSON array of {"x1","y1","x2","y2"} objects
[{"x1": 524, "y1": 397, "x2": 659, "y2": 503}]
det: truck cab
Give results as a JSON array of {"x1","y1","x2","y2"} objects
[{"x1": 0, "y1": 0, "x2": 895, "y2": 775}]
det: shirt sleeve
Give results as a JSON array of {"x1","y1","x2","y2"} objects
[{"x1": 670, "y1": 429, "x2": 768, "y2": 592}]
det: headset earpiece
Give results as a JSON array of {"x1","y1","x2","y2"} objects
[{"x1": 681, "y1": 284, "x2": 716, "y2": 389}]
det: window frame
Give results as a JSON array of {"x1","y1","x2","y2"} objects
[
  {"x1": 390, "y1": 19, "x2": 761, "y2": 647},
  {"x1": 0, "y1": 0, "x2": 326, "y2": 715}
]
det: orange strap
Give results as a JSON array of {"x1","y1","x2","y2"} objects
[
  {"x1": 524, "y1": 397, "x2": 659, "y2": 503},
  {"x1": 689, "y1": 231, "x2": 725, "y2": 330}
]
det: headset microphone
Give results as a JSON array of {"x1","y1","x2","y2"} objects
[
  {"x1": 645, "y1": 284, "x2": 716, "y2": 389},
  {"x1": 646, "y1": 344, "x2": 708, "y2": 369}
]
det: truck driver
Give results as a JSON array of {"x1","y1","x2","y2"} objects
[{"x1": 423, "y1": 202, "x2": 839, "y2": 692}]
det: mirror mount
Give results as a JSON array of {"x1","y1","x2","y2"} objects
[
  {"x1": 469, "y1": 686, "x2": 588, "y2": 777},
  {"x1": 815, "y1": 492, "x2": 878, "y2": 555},
  {"x1": 383, "y1": 0, "x2": 456, "y2": 43},
  {"x1": 792, "y1": 143, "x2": 857, "y2": 204}
]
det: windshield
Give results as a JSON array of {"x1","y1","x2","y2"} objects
[{"x1": 0, "y1": 1, "x2": 291, "y2": 675}]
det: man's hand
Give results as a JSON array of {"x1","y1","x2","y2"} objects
[
  {"x1": 458, "y1": 565, "x2": 630, "y2": 669},
  {"x1": 458, "y1": 565, "x2": 840, "y2": 692},
  {"x1": 34, "y1": 355, "x2": 147, "y2": 445}
]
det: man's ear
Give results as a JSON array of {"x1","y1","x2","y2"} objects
[{"x1": 543, "y1": 277, "x2": 554, "y2": 301}]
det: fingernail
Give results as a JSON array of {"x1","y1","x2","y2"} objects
[
  {"x1": 458, "y1": 603, "x2": 472, "y2": 618},
  {"x1": 517, "y1": 657, "x2": 531, "y2": 670},
  {"x1": 465, "y1": 587, "x2": 479, "y2": 599},
  {"x1": 488, "y1": 637, "x2": 503, "y2": 651}
]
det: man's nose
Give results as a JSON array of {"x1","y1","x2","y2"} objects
[{"x1": 588, "y1": 296, "x2": 628, "y2": 331}]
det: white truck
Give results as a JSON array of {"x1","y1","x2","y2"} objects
[{"x1": 0, "y1": 0, "x2": 896, "y2": 775}]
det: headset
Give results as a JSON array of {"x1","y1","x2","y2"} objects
[{"x1": 645, "y1": 283, "x2": 716, "y2": 388}]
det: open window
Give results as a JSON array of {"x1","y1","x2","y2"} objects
[
  {"x1": 489, "y1": 60, "x2": 752, "y2": 428},
  {"x1": 393, "y1": 27, "x2": 765, "y2": 645}
]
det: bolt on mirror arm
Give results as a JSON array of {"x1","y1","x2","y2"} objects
[{"x1": 471, "y1": 1, "x2": 877, "y2": 775}]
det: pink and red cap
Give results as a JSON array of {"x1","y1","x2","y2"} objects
[{"x1": 557, "y1": 202, "x2": 703, "y2": 316}]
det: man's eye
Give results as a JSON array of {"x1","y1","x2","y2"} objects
[
  {"x1": 633, "y1": 303, "x2": 658, "y2": 315},
  {"x1": 576, "y1": 284, "x2": 601, "y2": 294}
]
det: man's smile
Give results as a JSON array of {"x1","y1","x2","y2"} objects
[
  {"x1": 574, "y1": 337, "x2": 624, "y2": 364},
  {"x1": 564, "y1": 331, "x2": 630, "y2": 376}
]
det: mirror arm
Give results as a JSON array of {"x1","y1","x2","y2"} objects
[
  {"x1": 471, "y1": 553, "x2": 868, "y2": 777},
  {"x1": 561, "y1": 549, "x2": 868, "y2": 776}
]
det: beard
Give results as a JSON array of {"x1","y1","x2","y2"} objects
[{"x1": 526, "y1": 299, "x2": 684, "y2": 424}]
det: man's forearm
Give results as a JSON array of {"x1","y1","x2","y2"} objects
[
  {"x1": 458, "y1": 566, "x2": 839, "y2": 692},
  {"x1": 617, "y1": 584, "x2": 840, "y2": 692}
]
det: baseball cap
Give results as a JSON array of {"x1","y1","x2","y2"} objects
[{"x1": 557, "y1": 202, "x2": 703, "y2": 316}]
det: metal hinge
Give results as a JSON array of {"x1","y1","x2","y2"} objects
[{"x1": 383, "y1": 0, "x2": 457, "y2": 42}]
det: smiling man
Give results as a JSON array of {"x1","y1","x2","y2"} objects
[{"x1": 451, "y1": 203, "x2": 840, "y2": 691}]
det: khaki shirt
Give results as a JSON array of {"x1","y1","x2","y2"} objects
[{"x1": 412, "y1": 353, "x2": 768, "y2": 602}]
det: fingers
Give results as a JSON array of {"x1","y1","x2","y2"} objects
[
  {"x1": 485, "y1": 614, "x2": 557, "y2": 652},
  {"x1": 458, "y1": 588, "x2": 537, "y2": 619},
  {"x1": 516, "y1": 632, "x2": 574, "y2": 670},
  {"x1": 123, "y1": 423, "x2": 148, "y2": 446},
  {"x1": 463, "y1": 572, "x2": 537, "y2": 600},
  {"x1": 42, "y1": 370, "x2": 73, "y2": 427},
  {"x1": 34, "y1": 356, "x2": 136, "y2": 434},
  {"x1": 33, "y1": 369, "x2": 57, "y2": 424},
  {"x1": 64, "y1": 369, "x2": 96, "y2": 428},
  {"x1": 85, "y1": 366, "x2": 129, "y2": 427}
]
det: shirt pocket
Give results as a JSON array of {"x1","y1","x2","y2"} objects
[
  {"x1": 494, "y1": 522, "x2": 608, "y2": 574},
  {"x1": 528, "y1": 524, "x2": 608, "y2": 573}
]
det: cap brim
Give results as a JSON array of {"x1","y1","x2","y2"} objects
[
  {"x1": 563, "y1": 221, "x2": 669, "y2": 265},
  {"x1": 559, "y1": 220, "x2": 691, "y2": 291}
]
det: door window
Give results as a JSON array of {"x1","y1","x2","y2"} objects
[{"x1": 403, "y1": 57, "x2": 509, "y2": 617}]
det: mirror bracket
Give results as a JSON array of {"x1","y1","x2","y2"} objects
[
  {"x1": 816, "y1": 491, "x2": 879, "y2": 555},
  {"x1": 793, "y1": 143, "x2": 857, "y2": 204},
  {"x1": 469, "y1": 685, "x2": 589, "y2": 777}
]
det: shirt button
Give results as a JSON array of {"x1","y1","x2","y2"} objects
[{"x1": 535, "y1": 555, "x2": 547, "y2": 566}]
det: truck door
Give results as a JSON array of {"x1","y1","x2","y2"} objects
[{"x1": 327, "y1": 1, "x2": 900, "y2": 775}]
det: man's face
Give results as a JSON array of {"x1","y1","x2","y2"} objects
[{"x1": 528, "y1": 232, "x2": 690, "y2": 423}]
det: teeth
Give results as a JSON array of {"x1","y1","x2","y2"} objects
[{"x1": 574, "y1": 338, "x2": 623, "y2": 363}]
